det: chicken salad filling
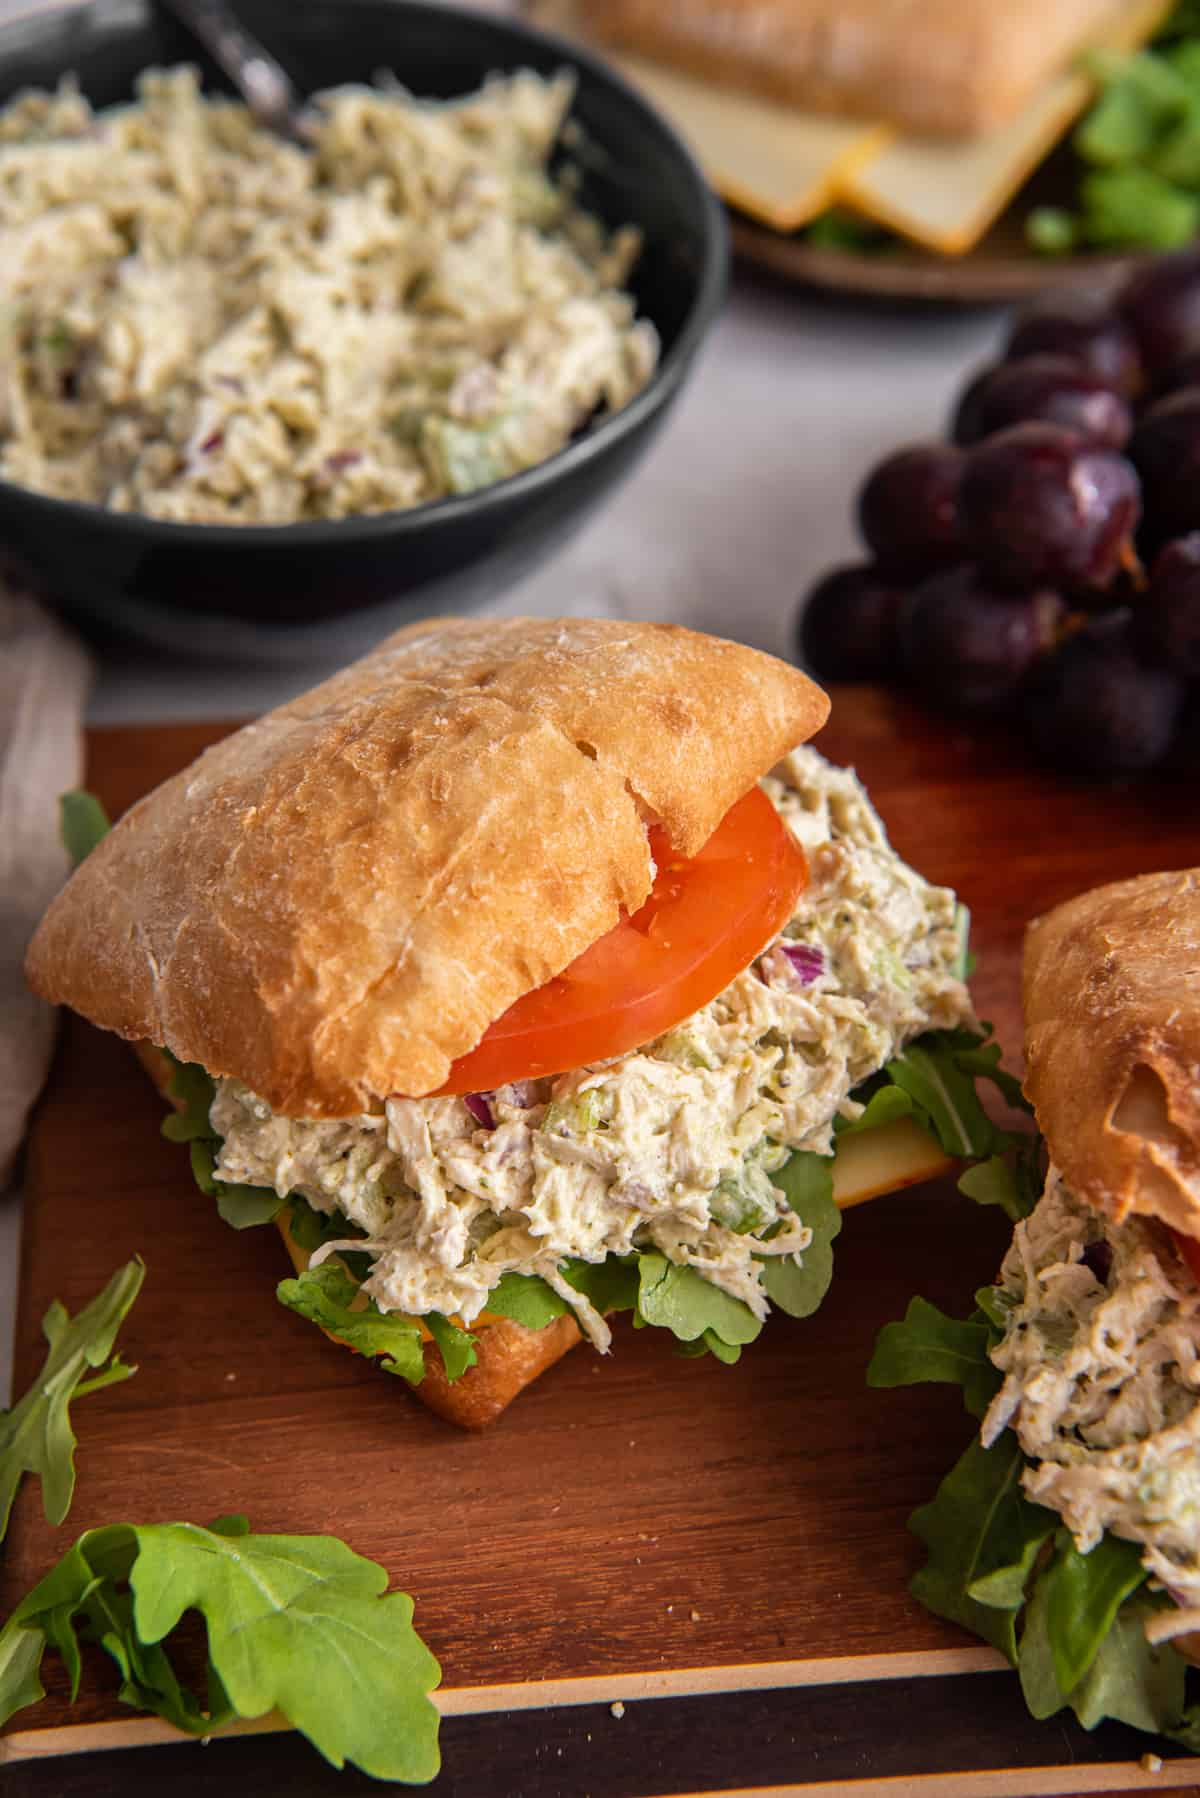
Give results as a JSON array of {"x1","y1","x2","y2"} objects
[
  {"x1": 209, "y1": 747, "x2": 974, "y2": 1352},
  {"x1": 982, "y1": 1168, "x2": 1200, "y2": 1639},
  {"x1": 0, "y1": 66, "x2": 657, "y2": 521}
]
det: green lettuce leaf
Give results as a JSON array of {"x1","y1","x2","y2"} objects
[
  {"x1": 59, "y1": 790, "x2": 110, "y2": 866},
  {"x1": 287, "y1": 1195, "x2": 360, "y2": 1256},
  {"x1": 835, "y1": 1084, "x2": 915, "y2": 1137},
  {"x1": 909, "y1": 1431, "x2": 1058, "y2": 1663},
  {"x1": 635, "y1": 1255, "x2": 762, "y2": 1361},
  {"x1": 160, "y1": 1057, "x2": 286, "y2": 1227},
  {"x1": 867, "y1": 1296, "x2": 1001, "y2": 1420},
  {"x1": 0, "y1": 1259, "x2": 143, "y2": 1540},
  {"x1": 561, "y1": 1255, "x2": 641, "y2": 1318},
  {"x1": 760, "y1": 1150, "x2": 842, "y2": 1320},
  {"x1": 1037, "y1": 1530, "x2": 1150, "y2": 1697},
  {"x1": 1020, "y1": 1577, "x2": 1186, "y2": 1738},
  {"x1": 883, "y1": 1036, "x2": 1015, "y2": 1161},
  {"x1": 0, "y1": 1518, "x2": 441, "y2": 1781},
  {"x1": 484, "y1": 1272, "x2": 570, "y2": 1329},
  {"x1": 159, "y1": 1054, "x2": 218, "y2": 1143},
  {"x1": 423, "y1": 1313, "x2": 477, "y2": 1382},
  {"x1": 958, "y1": 1129, "x2": 1044, "y2": 1225},
  {"x1": 275, "y1": 1264, "x2": 426, "y2": 1386}
]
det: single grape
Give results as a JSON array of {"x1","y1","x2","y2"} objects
[
  {"x1": 1005, "y1": 298, "x2": 1142, "y2": 395},
  {"x1": 959, "y1": 423, "x2": 1140, "y2": 592},
  {"x1": 797, "y1": 563, "x2": 904, "y2": 681},
  {"x1": 951, "y1": 355, "x2": 1131, "y2": 450},
  {"x1": 1127, "y1": 387, "x2": 1200, "y2": 555},
  {"x1": 1134, "y1": 535, "x2": 1200, "y2": 676},
  {"x1": 1024, "y1": 613, "x2": 1186, "y2": 773},
  {"x1": 856, "y1": 444, "x2": 964, "y2": 576},
  {"x1": 896, "y1": 565, "x2": 1063, "y2": 711},
  {"x1": 1119, "y1": 248, "x2": 1200, "y2": 378}
]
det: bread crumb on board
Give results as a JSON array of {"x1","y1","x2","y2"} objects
[{"x1": 610, "y1": 1701, "x2": 626, "y2": 1720}]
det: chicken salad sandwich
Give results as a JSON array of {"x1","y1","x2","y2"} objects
[
  {"x1": 870, "y1": 867, "x2": 1200, "y2": 1750},
  {"x1": 27, "y1": 616, "x2": 1010, "y2": 1427}
]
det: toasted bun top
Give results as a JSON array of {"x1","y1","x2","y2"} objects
[
  {"x1": 26, "y1": 616, "x2": 828, "y2": 1117},
  {"x1": 1022, "y1": 868, "x2": 1200, "y2": 1236}
]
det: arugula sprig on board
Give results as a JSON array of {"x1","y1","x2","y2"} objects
[
  {"x1": 867, "y1": 1281, "x2": 1200, "y2": 1747},
  {"x1": 0, "y1": 1515, "x2": 442, "y2": 1782},
  {"x1": 0, "y1": 1258, "x2": 143, "y2": 1541}
]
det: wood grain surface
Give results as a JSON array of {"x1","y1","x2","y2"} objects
[{"x1": 3, "y1": 688, "x2": 1199, "y2": 1796}]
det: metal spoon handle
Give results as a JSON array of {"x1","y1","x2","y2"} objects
[{"x1": 157, "y1": 0, "x2": 304, "y2": 138}]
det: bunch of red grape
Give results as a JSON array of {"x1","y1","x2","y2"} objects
[{"x1": 796, "y1": 250, "x2": 1200, "y2": 773}]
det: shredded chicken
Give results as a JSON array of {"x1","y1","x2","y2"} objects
[
  {"x1": 0, "y1": 66, "x2": 657, "y2": 521},
  {"x1": 984, "y1": 1170, "x2": 1200, "y2": 1635}
]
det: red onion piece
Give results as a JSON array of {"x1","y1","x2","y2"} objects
[
  {"x1": 463, "y1": 1092, "x2": 495, "y2": 1130},
  {"x1": 781, "y1": 943, "x2": 824, "y2": 985}
]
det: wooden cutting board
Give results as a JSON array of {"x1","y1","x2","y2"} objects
[{"x1": 3, "y1": 690, "x2": 1200, "y2": 1798}]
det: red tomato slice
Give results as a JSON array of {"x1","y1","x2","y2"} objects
[
  {"x1": 436, "y1": 785, "x2": 808, "y2": 1095},
  {"x1": 1172, "y1": 1227, "x2": 1200, "y2": 1286}
]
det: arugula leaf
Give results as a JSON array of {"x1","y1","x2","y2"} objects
[
  {"x1": 884, "y1": 1038, "x2": 1014, "y2": 1160},
  {"x1": 836, "y1": 1084, "x2": 914, "y2": 1137},
  {"x1": 760, "y1": 1151, "x2": 842, "y2": 1319},
  {"x1": 867, "y1": 1296, "x2": 1002, "y2": 1420},
  {"x1": 187, "y1": 1139, "x2": 285, "y2": 1228},
  {"x1": 958, "y1": 1157, "x2": 1026, "y2": 1223},
  {"x1": 423, "y1": 1313, "x2": 477, "y2": 1382},
  {"x1": 287, "y1": 1195, "x2": 358, "y2": 1255},
  {"x1": 0, "y1": 1259, "x2": 143, "y2": 1540},
  {"x1": 562, "y1": 1254, "x2": 641, "y2": 1318},
  {"x1": 276, "y1": 1264, "x2": 426, "y2": 1385},
  {"x1": 1037, "y1": 1530, "x2": 1149, "y2": 1696},
  {"x1": 1019, "y1": 1576, "x2": 1187, "y2": 1737},
  {"x1": 838, "y1": 1025, "x2": 1024, "y2": 1163},
  {"x1": 0, "y1": 1519, "x2": 442, "y2": 1781},
  {"x1": 159, "y1": 1054, "x2": 218, "y2": 1143},
  {"x1": 909, "y1": 1431, "x2": 1058, "y2": 1663},
  {"x1": 484, "y1": 1272, "x2": 570, "y2": 1329},
  {"x1": 59, "y1": 790, "x2": 110, "y2": 866},
  {"x1": 635, "y1": 1255, "x2": 762, "y2": 1359},
  {"x1": 159, "y1": 1058, "x2": 286, "y2": 1227}
]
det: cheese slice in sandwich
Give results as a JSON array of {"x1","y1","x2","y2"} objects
[
  {"x1": 27, "y1": 615, "x2": 988, "y2": 1429},
  {"x1": 871, "y1": 868, "x2": 1200, "y2": 1734}
]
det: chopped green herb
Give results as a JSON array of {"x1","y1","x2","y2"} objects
[{"x1": 0, "y1": 1259, "x2": 142, "y2": 1540}]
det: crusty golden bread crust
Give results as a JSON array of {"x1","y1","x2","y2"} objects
[
  {"x1": 412, "y1": 1313, "x2": 583, "y2": 1430},
  {"x1": 1022, "y1": 869, "x2": 1200, "y2": 1234},
  {"x1": 137, "y1": 1038, "x2": 582, "y2": 1428},
  {"x1": 572, "y1": 0, "x2": 1118, "y2": 138},
  {"x1": 26, "y1": 617, "x2": 827, "y2": 1118}
]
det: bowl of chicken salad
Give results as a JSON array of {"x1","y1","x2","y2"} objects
[{"x1": 0, "y1": 0, "x2": 726, "y2": 655}]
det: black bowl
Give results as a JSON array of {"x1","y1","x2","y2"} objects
[{"x1": 0, "y1": 0, "x2": 726, "y2": 659}]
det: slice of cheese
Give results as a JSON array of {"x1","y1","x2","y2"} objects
[
  {"x1": 839, "y1": 0, "x2": 1173, "y2": 254},
  {"x1": 602, "y1": 50, "x2": 890, "y2": 233},
  {"x1": 831, "y1": 1115, "x2": 953, "y2": 1208}
]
